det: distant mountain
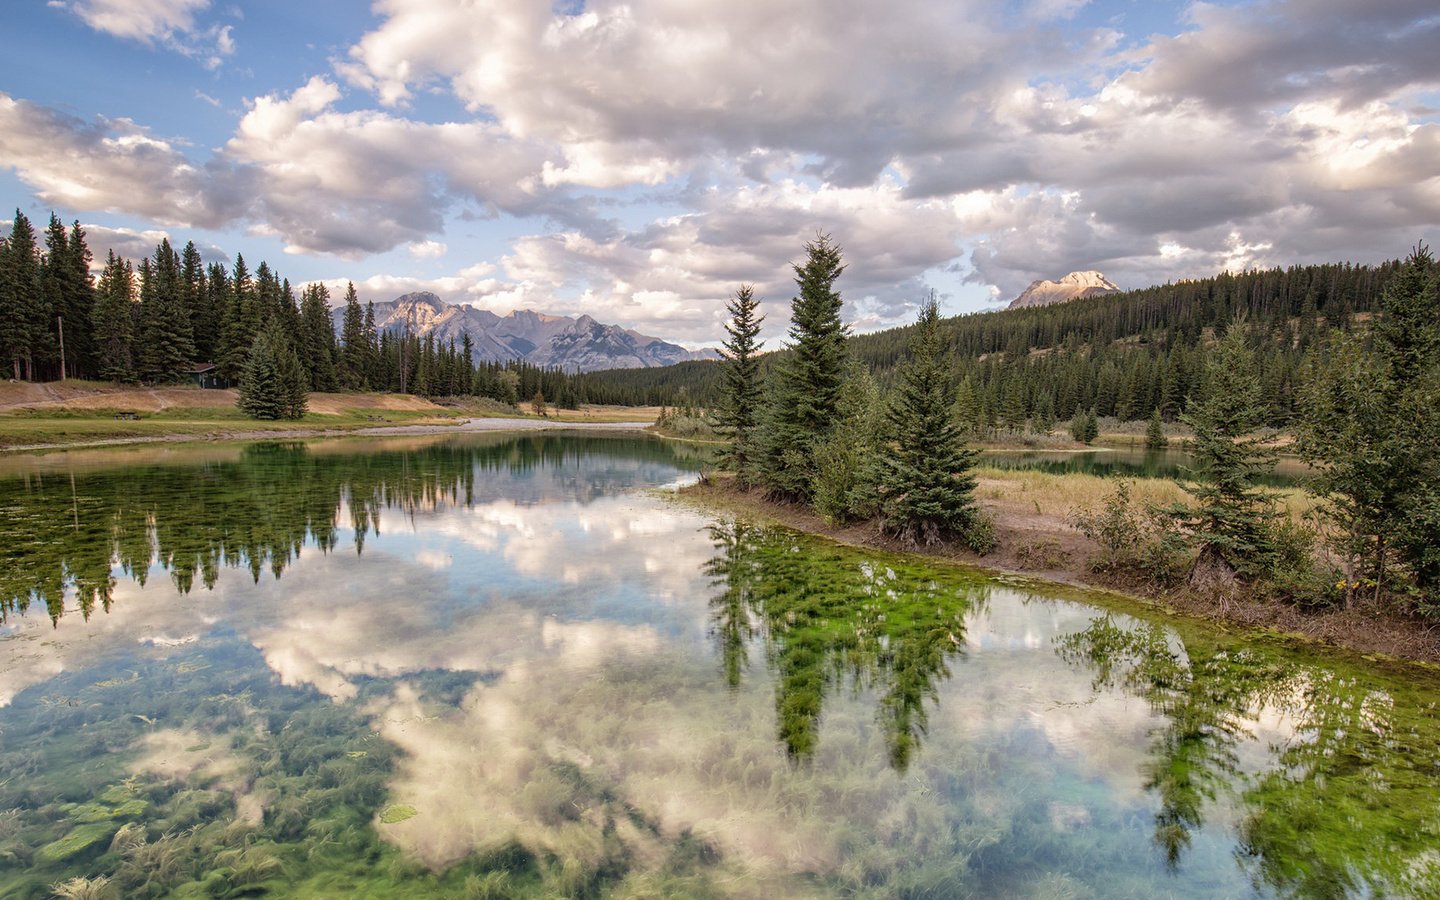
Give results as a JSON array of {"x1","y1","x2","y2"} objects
[
  {"x1": 1007, "y1": 271, "x2": 1121, "y2": 309},
  {"x1": 332, "y1": 292, "x2": 719, "y2": 373}
]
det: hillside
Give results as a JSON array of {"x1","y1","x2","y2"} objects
[{"x1": 583, "y1": 258, "x2": 1414, "y2": 419}]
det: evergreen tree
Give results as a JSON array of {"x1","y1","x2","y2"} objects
[
  {"x1": 93, "y1": 251, "x2": 137, "y2": 382},
  {"x1": 136, "y1": 239, "x2": 196, "y2": 382},
  {"x1": 810, "y1": 364, "x2": 885, "y2": 523},
  {"x1": 180, "y1": 241, "x2": 214, "y2": 361},
  {"x1": 60, "y1": 220, "x2": 97, "y2": 378},
  {"x1": 203, "y1": 262, "x2": 232, "y2": 367},
  {"x1": 298, "y1": 283, "x2": 338, "y2": 392},
  {"x1": 362, "y1": 301, "x2": 382, "y2": 389},
  {"x1": 757, "y1": 234, "x2": 849, "y2": 500},
  {"x1": 339, "y1": 282, "x2": 367, "y2": 390},
  {"x1": 1083, "y1": 408, "x2": 1100, "y2": 444},
  {"x1": 1145, "y1": 407, "x2": 1168, "y2": 451},
  {"x1": 1167, "y1": 326, "x2": 1280, "y2": 589},
  {"x1": 237, "y1": 322, "x2": 308, "y2": 420},
  {"x1": 714, "y1": 284, "x2": 765, "y2": 485},
  {"x1": 1033, "y1": 390, "x2": 1056, "y2": 434},
  {"x1": 1298, "y1": 246, "x2": 1440, "y2": 605},
  {"x1": 0, "y1": 210, "x2": 45, "y2": 380},
  {"x1": 877, "y1": 298, "x2": 989, "y2": 549},
  {"x1": 217, "y1": 254, "x2": 257, "y2": 382},
  {"x1": 952, "y1": 375, "x2": 985, "y2": 437}
]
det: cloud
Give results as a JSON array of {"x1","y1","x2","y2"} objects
[
  {"x1": 10, "y1": 0, "x2": 1440, "y2": 317},
  {"x1": 58, "y1": 0, "x2": 236, "y2": 67},
  {"x1": 0, "y1": 93, "x2": 246, "y2": 229}
]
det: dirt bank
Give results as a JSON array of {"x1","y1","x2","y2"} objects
[{"x1": 679, "y1": 477, "x2": 1440, "y2": 667}]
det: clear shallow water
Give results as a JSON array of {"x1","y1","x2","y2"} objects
[
  {"x1": 0, "y1": 433, "x2": 1436, "y2": 897},
  {"x1": 981, "y1": 447, "x2": 1310, "y2": 487}
]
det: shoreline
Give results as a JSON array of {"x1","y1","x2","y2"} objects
[
  {"x1": 0, "y1": 414, "x2": 655, "y2": 453},
  {"x1": 676, "y1": 477, "x2": 1440, "y2": 668}
]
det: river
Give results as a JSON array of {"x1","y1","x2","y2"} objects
[{"x1": 0, "y1": 433, "x2": 1434, "y2": 897}]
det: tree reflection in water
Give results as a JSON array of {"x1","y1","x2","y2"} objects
[
  {"x1": 1058, "y1": 615, "x2": 1440, "y2": 896},
  {"x1": 0, "y1": 434, "x2": 702, "y2": 624},
  {"x1": 705, "y1": 520, "x2": 984, "y2": 772}
]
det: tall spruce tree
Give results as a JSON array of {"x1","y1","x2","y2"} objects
[
  {"x1": 179, "y1": 241, "x2": 214, "y2": 361},
  {"x1": 714, "y1": 284, "x2": 765, "y2": 486},
  {"x1": 1167, "y1": 325, "x2": 1280, "y2": 590},
  {"x1": 757, "y1": 234, "x2": 849, "y2": 500},
  {"x1": 339, "y1": 282, "x2": 367, "y2": 390},
  {"x1": 217, "y1": 254, "x2": 257, "y2": 382},
  {"x1": 878, "y1": 298, "x2": 987, "y2": 548},
  {"x1": 0, "y1": 210, "x2": 45, "y2": 380},
  {"x1": 298, "y1": 283, "x2": 338, "y2": 392},
  {"x1": 93, "y1": 250, "x2": 137, "y2": 382}
]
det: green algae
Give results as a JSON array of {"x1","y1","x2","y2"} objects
[
  {"x1": 379, "y1": 804, "x2": 418, "y2": 825},
  {"x1": 35, "y1": 823, "x2": 118, "y2": 865}
]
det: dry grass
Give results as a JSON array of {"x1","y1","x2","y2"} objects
[{"x1": 976, "y1": 466, "x2": 1317, "y2": 522}]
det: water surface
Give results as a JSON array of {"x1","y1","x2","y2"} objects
[
  {"x1": 0, "y1": 433, "x2": 1435, "y2": 897},
  {"x1": 981, "y1": 446, "x2": 1309, "y2": 487}
]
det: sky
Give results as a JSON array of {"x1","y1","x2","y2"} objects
[{"x1": 1, "y1": 0, "x2": 1437, "y2": 347}]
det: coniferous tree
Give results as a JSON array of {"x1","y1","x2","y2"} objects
[
  {"x1": 39, "y1": 213, "x2": 70, "y2": 378},
  {"x1": 362, "y1": 301, "x2": 382, "y2": 389},
  {"x1": 1167, "y1": 325, "x2": 1280, "y2": 589},
  {"x1": 93, "y1": 250, "x2": 137, "y2": 382},
  {"x1": 217, "y1": 254, "x2": 257, "y2": 382},
  {"x1": 137, "y1": 239, "x2": 196, "y2": 382},
  {"x1": 0, "y1": 210, "x2": 45, "y2": 379},
  {"x1": 1298, "y1": 246, "x2": 1440, "y2": 605},
  {"x1": 757, "y1": 234, "x2": 849, "y2": 500},
  {"x1": 1145, "y1": 407, "x2": 1168, "y2": 451},
  {"x1": 298, "y1": 283, "x2": 338, "y2": 392},
  {"x1": 877, "y1": 298, "x2": 988, "y2": 549},
  {"x1": 1033, "y1": 391, "x2": 1056, "y2": 434},
  {"x1": 714, "y1": 284, "x2": 765, "y2": 485},
  {"x1": 339, "y1": 282, "x2": 367, "y2": 390},
  {"x1": 237, "y1": 322, "x2": 308, "y2": 419},
  {"x1": 179, "y1": 241, "x2": 214, "y2": 361},
  {"x1": 61, "y1": 221, "x2": 97, "y2": 378}
]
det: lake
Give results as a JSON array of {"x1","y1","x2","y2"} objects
[
  {"x1": 1, "y1": 433, "x2": 1436, "y2": 897},
  {"x1": 980, "y1": 446, "x2": 1311, "y2": 487}
]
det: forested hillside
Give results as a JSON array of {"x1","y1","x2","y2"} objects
[{"x1": 588, "y1": 258, "x2": 1417, "y2": 423}]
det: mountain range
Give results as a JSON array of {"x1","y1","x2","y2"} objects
[
  {"x1": 1007, "y1": 271, "x2": 1121, "y2": 309},
  {"x1": 333, "y1": 292, "x2": 718, "y2": 373}
]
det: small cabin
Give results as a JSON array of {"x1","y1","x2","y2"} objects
[{"x1": 188, "y1": 363, "x2": 225, "y2": 389}]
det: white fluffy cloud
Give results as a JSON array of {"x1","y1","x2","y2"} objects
[
  {"x1": 57, "y1": 0, "x2": 235, "y2": 67},
  {"x1": 7, "y1": 0, "x2": 1439, "y2": 332}
]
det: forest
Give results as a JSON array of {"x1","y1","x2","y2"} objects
[{"x1": 5, "y1": 206, "x2": 1431, "y2": 427}]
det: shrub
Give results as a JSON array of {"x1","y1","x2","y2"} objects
[{"x1": 1070, "y1": 479, "x2": 1183, "y2": 586}]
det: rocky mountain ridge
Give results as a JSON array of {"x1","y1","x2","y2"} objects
[
  {"x1": 333, "y1": 292, "x2": 718, "y2": 373},
  {"x1": 1007, "y1": 271, "x2": 1121, "y2": 309}
]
